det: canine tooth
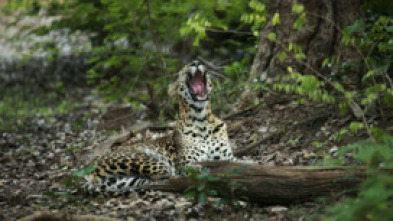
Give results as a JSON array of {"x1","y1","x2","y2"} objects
[
  {"x1": 198, "y1": 65, "x2": 205, "y2": 74},
  {"x1": 190, "y1": 66, "x2": 197, "y2": 75}
]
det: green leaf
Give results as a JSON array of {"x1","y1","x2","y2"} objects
[
  {"x1": 198, "y1": 192, "x2": 208, "y2": 204},
  {"x1": 293, "y1": 13, "x2": 307, "y2": 29},
  {"x1": 292, "y1": 4, "x2": 304, "y2": 13},
  {"x1": 370, "y1": 128, "x2": 393, "y2": 144},
  {"x1": 272, "y1": 13, "x2": 280, "y2": 26},
  {"x1": 185, "y1": 185, "x2": 197, "y2": 193},
  {"x1": 345, "y1": 20, "x2": 364, "y2": 35},
  {"x1": 277, "y1": 51, "x2": 287, "y2": 62},
  {"x1": 185, "y1": 190, "x2": 196, "y2": 199},
  {"x1": 384, "y1": 89, "x2": 393, "y2": 107},
  {"x1": 74, "y1": 164, "x2": 96, "y2": 178},
  {"x1": 201, "y1": 168, "x2": 210, "y2": 176},
  {"x1": 207, "y1": 176, "x2": 220, "y2": 182},
  {"x1": 268, "y1": 32, "x2": 276, "y2": 41},
  {"x1": 322, "y1": 58, "x2": 329, "y2": 67},
  {"x1": 287, "y1": 42, "x2": 293, "y2": 51},
  {"x1": 355, "y1": 145, "x2": 377, "y2": 165},
  {"x1": 334, "y1": 129, "x2": 348, "y2": 142},
  {"x1": 208, "y1": 189, "x2": 218, "y2": 196},
  {"x1": 322, "y1": 156, "x2": 343, "y2": 166},
  {"x1": 197, "y1": 184, "x2": 206, "y2": 192},
  {"x1": 349, "y1": 121, "x2": 365, "y2": 133},
  {"x1": 365, "y1": 70, "x2": 376, "y2": 79},
  {"x1": 339, "y1": 101, "x2": 349, "y2": 115}
]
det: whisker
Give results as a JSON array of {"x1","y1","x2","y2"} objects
[
  {"x1": 209, "y1": 70, "x2": 229, "y2": 80},
  {"x1": 197, "y1": 56, "x2": 224, "y2": 72}
]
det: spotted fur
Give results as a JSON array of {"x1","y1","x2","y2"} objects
[{"x1": 84, "y1": 60, "x2": 234, "y2": 195}]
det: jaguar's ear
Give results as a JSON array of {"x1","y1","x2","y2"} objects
[{"x1": 168, "y1": 81, "x2": 179, "y2": 97}]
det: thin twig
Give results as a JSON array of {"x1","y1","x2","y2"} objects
[
  {"x1": 146, "y1": 0, "x2": 166, "y2": 69},
  {"x1": 209, "y1": 70, "x2": 230, "y2": 80},
  {"x1": 197, "y1": 56, "x2": 224, "y2": 71},
  {"x1": 385, "y1": 74, "x2": 393, "y2": 89},
  {"x1": 205, "y1": 27, "x2": 254, "y2": 36}
]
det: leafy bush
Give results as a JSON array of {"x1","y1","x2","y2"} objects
[
  {"x1": 323, "y1": 130, "x2": 393, "y2": 221},
  {"x1": 272, "y1": 5, "x2": 392, "y2": 130},
  {"x1": 183, "y1": 167, "x2": 248, "y2": 207},
  {"x1": 235, "y1": 2, "x2": 393, "y2": 220},
  {"x1": 184, "y1": 167, "x2": 220, "y2": 205},
  {"x1": 5, "y1": 0, "x2": 262, "y2": 116},
  {"x1": 325, "y1": 174, "x2": 393, "y2": 221}
]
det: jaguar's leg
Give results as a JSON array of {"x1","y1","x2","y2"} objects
[{"x1": 84, "y1": 152, "x2": 173, "y2": 196}]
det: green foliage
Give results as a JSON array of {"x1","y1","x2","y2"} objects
[
  {"x1": 321, "y1": 130, "x2": 393, "y2": 220},
  {"x1": 324, "y1": 174, "x2": 393, "y2": 221},
  {"x1": 183, "y1": 167, "x2": 248, "y2": 207},
  {"x1": 266, "y1": 3, "x2": 392, "y2": 129},
  {"x1": 183, "y1": 167, "x2": 220, "y2": 205},
  {"x1": 291, "y1": 4, "x2": 307, "y2": 30},
  {"x1": 74, "y1": 164, "x2": 96, "y2": 178},
  {"x1": 214, "y1": 55, "x2": 257, "y2": 113},
  {"x1": 272, "y1": 13, "x2": 280, "y2": 26},
  {"x1": 267, "y1": 32, "x2": 277, "y2": 42},
  {"x1": 9, "y1": 0, "x2": 261, "y2": 116},
  {"x1": 270, "y1": 3, "x2": 392, "y2": 135},
  {"x1": 274, "y1": 72, "x2": 335, "y2": 103},
  {"x1": 316, "y1": 125, "x2": 393, "y2": 219},
  {"x1": 262, "y1": 3, "x2": 393, "y2": 220},
  {"x1": 3, "y1": 0, "x2": 40, "y2": 13},
  {"x1": 349, "y1": 121, "x2": 365, "y2": 134},
  {"x1": 241, "y1": 0, "x2": 267, "y2": 36},
  {"x1": 339, "y1": 14, "x2": 393, "y2": 110},
  {"x1": 293, "y1": 13, "x2": 307, "y2": 30},
  {"x1": 291, "y1": 4, "x2": 304, "y2": 14},
  {"x1": 181, "y1": 13, "x2": 212, "y2": 46}
]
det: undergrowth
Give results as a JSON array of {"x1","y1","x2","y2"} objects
[
  {"x1": 183, "y1": 167, "x2": 249, "y2": 208},
  {"x1": 255, "y1": 3, "x2": 393, "y2": 220}
]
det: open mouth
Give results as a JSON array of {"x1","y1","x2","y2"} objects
[{"x1": 187, "y1": 69, "x2": 207, "y2": 101}]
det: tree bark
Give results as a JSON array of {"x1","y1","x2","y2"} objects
[
  {"x1": 250, "y1": 0, "x2": 363, "y2": 87},
  {"x1": 143, "y1": 161, "x2": 387, "y2": 205}
]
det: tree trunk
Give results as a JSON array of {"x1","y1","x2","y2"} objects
[
  {"x1": 143, "y1": 161, "x2": 387, "y2": 205},
  {"x1": 250, "y1": 0, "x2": 363, "y2": 87}
]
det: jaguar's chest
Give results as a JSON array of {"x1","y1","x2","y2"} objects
[
  {"x1": 176, "y1": 99, "x2": 233, "y2": 161},
  {"x1": 179, "y1": 124, "x2": 232, "y2": 161}
]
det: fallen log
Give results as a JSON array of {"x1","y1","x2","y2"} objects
[{"x1": 143, "y1": 161, "x2": 392, "y2": 205}]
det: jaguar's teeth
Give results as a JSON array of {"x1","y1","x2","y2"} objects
[{"x1": 190, "y1": 66, "x2": 197, "y2": 76}]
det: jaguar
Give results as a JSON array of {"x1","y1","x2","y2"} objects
[{"x1": 84, "y1": 60, "x2": 234, "y2": 195}]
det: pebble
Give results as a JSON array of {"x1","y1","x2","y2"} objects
[
  {"x1": 329, "y1": 146, "x2": 339, "y2": 156},
  {"x1": 270, "y1": 206, "x2": 288, "y2": 213}
]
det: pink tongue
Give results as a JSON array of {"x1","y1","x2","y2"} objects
[{"x1": 191, "y1": 81, "x2": 205, "y2": 97}]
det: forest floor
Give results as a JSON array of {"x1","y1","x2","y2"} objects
[{"x1": 0, "y1": 84, "x2": 371, "y2": 221}]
